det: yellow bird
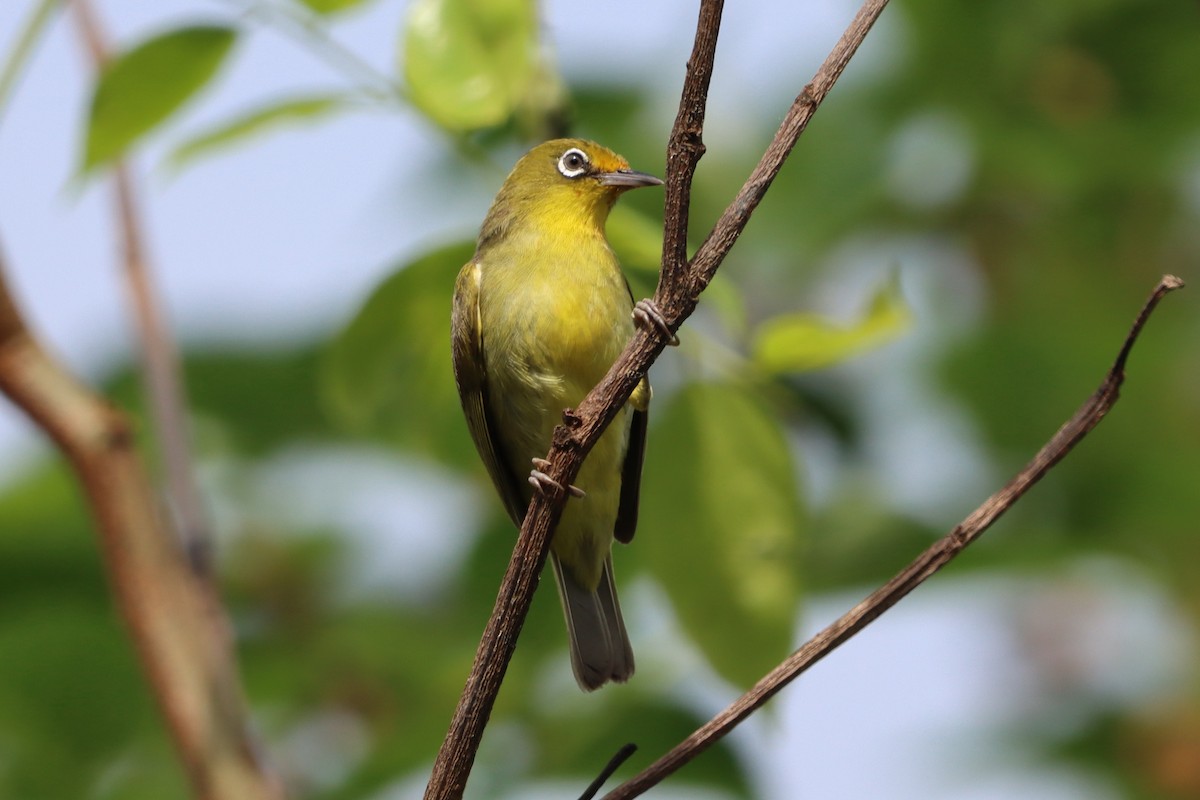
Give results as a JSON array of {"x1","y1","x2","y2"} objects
[{"x1": 451, "y1": 139, "x2": 669, "y2": 690}]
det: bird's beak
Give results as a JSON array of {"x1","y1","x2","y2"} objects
[{"x1": 598, "y1": 169, "x2": 664, "y2": 188}]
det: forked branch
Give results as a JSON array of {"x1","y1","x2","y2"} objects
[
  {"x1": 424, "y1": 0, "x2": 892, "y2": 797},
  {"x1": 0, "y1": 241, "x2": 284, "y2": 799},
  {"x1": 0, "y1": 4, "x2": 277, "y2": 795}
]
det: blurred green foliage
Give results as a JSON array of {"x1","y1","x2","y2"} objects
[
  {"x1": 639, "y1": 382, "x2": 804, "y2": 688},
  {"x1": 752, "y1": 273, "x2": 911, "y2": 374},
  {"x1": 403, "y1": 0, "x2": 565, "y2": 134},
  {"x1": 2, "y1": 0, "x2": 1198, "y2": 798},
  {"x1": 321, "y1": 243, "x2": 479, "y2": 468}
]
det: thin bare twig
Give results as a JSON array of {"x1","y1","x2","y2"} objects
[
  {"x1": 0, "y1": 240, "x2": 285, "y2": 799},
  {"x1": 686, "y1": 0, "x2": 889, "y2": 299},
  {"x1": 425, "y1": 0, "x2": 890, "y2": 797},
  {"x1": 578, "y1": 743, "x2": 638, "y2": 800},
  {"x1": 71, "y1": 0, "x2": 213, "y2": 575},
  {"x1": 603, "y1": 274, "x2": 1185, "y2": 798},
  {"x1": 658, "y1": 0, "x2": 723, "y2": 291}
]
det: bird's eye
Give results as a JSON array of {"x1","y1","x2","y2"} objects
[{"x1": 557, "y1": 148, "x2": 590, "y2": 178}]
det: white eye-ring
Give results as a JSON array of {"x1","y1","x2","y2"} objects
[{"x1": 557, "y1": 147, "x2": 590, "y2": 178}]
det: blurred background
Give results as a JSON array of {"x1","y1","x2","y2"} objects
[{"x1": 0, "y1": 0, "x2": 1198, "y2": 798}]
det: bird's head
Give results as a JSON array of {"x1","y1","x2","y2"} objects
[{"x1": 478, "y1": 139, "x2": 662, "y2": 247}]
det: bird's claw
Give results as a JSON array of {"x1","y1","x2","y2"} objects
[
  {"x1": 632, "y1": 299, "x2": 679, "y2": 346},
  {"x1": 529, "y1": 458, "x2": 586, "y2": 498}
]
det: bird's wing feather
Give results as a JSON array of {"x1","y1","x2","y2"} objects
[{"x1": 452, "y1": 261, "x2": 527, "y2": 524}]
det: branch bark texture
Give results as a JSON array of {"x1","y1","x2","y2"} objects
[{"x1": 425, "y1": 0, "x2": 890, "y2": 797}]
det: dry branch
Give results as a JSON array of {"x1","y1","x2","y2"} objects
[
  {"x1": 424, "y1": 0, "x2": 891, "y2": 796},
  {"x1": 0, "y1": 3, "x2": 279, "y2": 795},
  {"x1": 0, "y1": 242, "x2": 284, "y2": 798},
  {"x1": 603, "y1": 274, "x2": 1185, "y2": 798}
]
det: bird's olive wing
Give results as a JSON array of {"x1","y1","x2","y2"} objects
[{"x1": 451, "y1": 261, "x2": 527, "y2": 525}]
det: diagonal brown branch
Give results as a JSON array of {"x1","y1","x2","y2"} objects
[
  {"x1": 0, "y1": 240, "x2": 285, "y2": 799},
  {"x1": 686, "y1": 0, "x2": 888, "y2": 299},
  {"x1": 602, "y1": 274, "x2": 1185, "y2": 798},
  {"x1": 0, "y1": 3, "x2": 279, "y2": 796},
  {"x1": 424, "y1": 0, "x2": 891, "y2": 797}
]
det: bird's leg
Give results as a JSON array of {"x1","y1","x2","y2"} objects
[
  {"x1": 529, "y1": 458, "x2": 586, "y2": 498},
  {"x1": 632, "y1": 298, "x2": 679, "y2": 346}
]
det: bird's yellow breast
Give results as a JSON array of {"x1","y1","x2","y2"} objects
[
  {"x1": 480, "y1": 221, "x2": 633, "y2": 394},
  {"x1": 474, "y1": 217, "x2": 636, "y2": 591}
]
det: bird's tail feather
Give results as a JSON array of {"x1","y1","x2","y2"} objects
[{"x1": 551, "y1": 553, "x2": 634, "y2": 691}]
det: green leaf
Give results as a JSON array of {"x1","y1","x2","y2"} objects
[
  {"x1": 292, "y1": 0, "x2": 372, "y2": 14},
  {"x1": 82, "y1": 25, "x2": 237, "y2": 170},
  {"x1": 402, "y1": 0, "x2": 539, "y2": 131},
  {"x1": 320, "y1": 242, "x2": 479, "y2": 468},
  {"x1": 638, "y1": 381, "x2": 804, "y2": 688},
  {"x1": 751, "y1": 272, "x2": 912, "y2": 374},
  {"x1": 167, "y1": 94, "x2": 348, "y2": 169}
]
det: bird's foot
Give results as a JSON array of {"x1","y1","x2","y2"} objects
[
  {"x1": 632, "y1": 299, "x2": 679, "y2": 346},
  {"x1": 529, "y1": 458, "x2": 586, "y2": 498}
]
